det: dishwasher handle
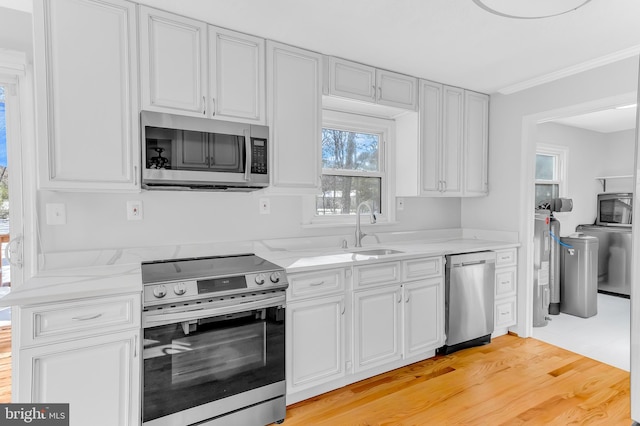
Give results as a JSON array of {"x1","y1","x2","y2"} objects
[{"x1": 447, "y1": 251, "x2": 496, "y2": 268}]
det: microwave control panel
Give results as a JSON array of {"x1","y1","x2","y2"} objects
[{"x1": 251, "y1": 139, "x2": 268, "y2": 174}]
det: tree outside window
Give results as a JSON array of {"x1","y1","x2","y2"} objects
[{"x1": 317, "y1": 128, "x2": 382, "y2": 215}]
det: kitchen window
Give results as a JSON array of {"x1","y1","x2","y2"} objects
[
  {"x1": 535, "y1": 145, "x2": 567, "y2": 206},
  {"x1": 309, "y1": 110, "x2": 395, "y2": 224}
]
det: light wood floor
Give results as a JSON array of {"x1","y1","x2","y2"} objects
[
  {"x1": 282, "y1": 334, "x2": 631, "y2": 425},
  {"x1": 0, "y1": 325, "x2": 10, "y2": 403}
]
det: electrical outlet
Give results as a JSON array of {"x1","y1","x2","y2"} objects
[
  {"x1": 46, "y1": 203, "x2": 66, "y2": 225},
  {"x1": 127, "y1": 200, "x2": 143, "y2": 221},
  {"x1": 259, "y1": 198, "x2": 270, "y2": 214},
  {"x1": 397, "y1": 198, "x2": 405, "y2": 211}
]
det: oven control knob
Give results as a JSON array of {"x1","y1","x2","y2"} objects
[
  {"x1": 270, "y1": 272, "x2": 281, "y2": 283},
  {"x1": 153, "y1": 285, "x2": 167, "y2": 299},
  {"x1": 255, "y1": 274, "x2": 266, "y2": 285},
  {"x1": 173, "y1": 283, "x2": 187, "y2": 296}
]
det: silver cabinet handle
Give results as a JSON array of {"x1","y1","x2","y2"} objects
[
  {"x1": 203, "y1": 95, "x2": 206, "y2": 115},
  {"x1": 72, "y1": 313, "x2": 103, "y2": 321},
  {"x1": 341, "y1": 302, "x2": 345, "y2": 315},
  {"x1": 133, "y1": 165, "x2": 138, "y2": 186},
  {"x1": 310, "y1": 280, "x2": 325, "y2": 287},
  {"x1": 378, "y1": 86, "x2": 382, "y2": 100},
  {"x1": 212, "y1": 97, "x2": 216, "y2": 116},
  {"x1": 406, "y1": 294, "x2": 410, "y2": 303},
  {"x1": 134, "y1": 334, "x2": 138, "y2": 358}
]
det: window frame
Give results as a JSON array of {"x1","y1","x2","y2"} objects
[
  {"x1": 535, "y1": 144, "x2": 568, "y2": 205},
  {"x1": 304, "y1": 109, "x2": 396, "y2": 226}
]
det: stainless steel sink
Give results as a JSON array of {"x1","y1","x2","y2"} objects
[{"x1": 350, "y1": 248, "x2": 404, "y2": 256}]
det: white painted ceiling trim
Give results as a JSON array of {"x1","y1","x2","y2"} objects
[{"x1": 498, "y1": 44, "x2": 640, "y2": 95}]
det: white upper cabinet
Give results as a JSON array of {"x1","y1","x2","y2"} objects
[
  {"x1": 33, "y1": 0, "x2": 140, "y2": 191},
  {"x1": 139, "y1": 7, "x2": 266, "y2": 124},
  {"x1": 139, "y1": 6, "x2": 207, "y2": 116},
  {"x1": 396, "y1": 80, "x2": 489, "y2": 197},
  {"x1": 267, "y1": 41, "x2": 322, "y2": 192},
  {"x1": 464, "y1": 91, "x2": 490, "y2": 196},
  {"x1": 326, "y1": 57, "x2": 418, "y2": 110},
  {"x1": 441, "y1": 85, "x2": 464, "y2": 196},
  {"x1": 209, "y1": 27, "x2": 265, "y2": 123},
  {"x1": 376, "y1": 69, "x2": 418, "y2": 110}
]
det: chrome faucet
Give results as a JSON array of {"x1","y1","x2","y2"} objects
[{"x1": 355, "y1": 201, "x2": 377, "y2": 247}]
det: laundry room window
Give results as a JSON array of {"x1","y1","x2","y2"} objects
[
  {"x1": 310, "y1": 110, "x2": 395, "y2": 224},
  {"x1": 535, "y1": 144, "x2": 567, "y2": 206}
]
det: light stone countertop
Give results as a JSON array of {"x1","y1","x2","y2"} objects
[
  {"x1": 0, "y1": 230, "x2": 519, "y2": 307},
  {"x1": 259, "y1": 238, "x2": 519, "y2": 273}
]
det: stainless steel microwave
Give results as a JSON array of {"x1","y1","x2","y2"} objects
[
  {"x1": 596, "y1": 193, "x2": 632, "y2": 227},
  {"x1": 140, "y1": 111, "x2": 269, "y2": 191}
]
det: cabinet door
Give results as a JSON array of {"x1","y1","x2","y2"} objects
[
  {"x1": 33, "y1": 0, "x2": 139, "y2": 191},
  {"x1": 139, "y1": 6, "x2": 207, "y2": 116},
  {"x1": 19, "y1": 330, "x2": 140, "y2": 426},
  {"x1": 286, "y1": 295, "x2": 345, "y2": 392},
  {"x1": 209, "y1": 27, "x2": 265, "y2": 123},
  {"x1": 267, "y1": 41, "x2": 322, "y2": 191},
  {"x1": 376, "y1": 70, "x2": 418, "y2": 110},
  {"x1": 404, "y1": 278, "x2": 444, "y2": 358},
  {"x1": 327, "y1": 57, "x2": 376, "y2": 103},
  {"x1": 464, "y1": 90, "x2": 489, "y2": 196},
  {"x1": 441, "y1": 86, "x2": 464, "y2": 195},
  {"x1": 419, "y1": 80, "x2": 443, "y2": 195},
  {"x1": 354, "y1": 286, "x2": 402, "y2": 372}
]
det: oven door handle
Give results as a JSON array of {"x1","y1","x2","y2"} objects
[{"x1": 143, "y1": 294, "x2": 285, "y2": 327}]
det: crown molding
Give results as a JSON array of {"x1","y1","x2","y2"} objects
[{"x1": 498, "y1": 45, "x2": 640, "y2": 95}]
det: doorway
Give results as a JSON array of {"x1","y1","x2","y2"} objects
[{"x1": 526, "y1": 100, "x2": 637, "y2": 371}]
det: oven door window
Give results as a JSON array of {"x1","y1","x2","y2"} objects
[{"x1": 143, "y1": 307, "x2": 284, "y2": 423}]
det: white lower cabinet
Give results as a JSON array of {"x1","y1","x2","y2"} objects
[
  {"x1": 404, "y1": 278, "x2": 444, "y2": 358},
  {"x1": 19, "y1": 331, "x2": 139, "y2": 426},
  {"x1": 287, "y1": 294, "x2": 345, "y2": 393},
  {"x1": 17, "y1": 293, "x2": 141, "y2": 426},
  {"x1": 354, "y1": 285, "x2": 402, "y2": 372},
  {"x1": 286, "y1": 257, "x2": 444, "y2": 403},
  {"x1": 494, "y1": 248, "x2": 518, "y2": 331}
]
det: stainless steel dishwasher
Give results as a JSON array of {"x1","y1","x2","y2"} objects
[{"x1": 439, "y1": 251, "x2": 496, "y2": 355}]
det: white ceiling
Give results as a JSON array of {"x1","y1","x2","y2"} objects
[
  {"x1": 134, "y1": 0, "x2": 640, "y2": 95},
  {"x1": 2, "y1": 0, "x2": 639, "y2": 131},
  {"x1": 549, "y1": 105, "x2": 637, "y2": 133}
]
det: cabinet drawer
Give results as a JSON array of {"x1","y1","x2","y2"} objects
[
  {"x1": 495, "y1": 248, "x2": 517, "y2": 267},
  {"x1": 495, "y1": 297, "x2": 517, "y2": 328},
  {"x1": 402, "y1": 257, "x2": 442, "y2": 281},
  {"x1": 495, "y1": 266, "x2": 517, "y2": 297},
  {"x1": 354, "y1": 262, "x2": 401, "y2": 288},
  {"x1": 21, "y1": 293, "x2": 140, "y2": 346},
  {"x1": 289, "y1": 269, "x2": 345, "y2": 300}
]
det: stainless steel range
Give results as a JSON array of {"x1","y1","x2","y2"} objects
[{"x1": 141, "y1": 253, "x2": 288, "y2": 426}]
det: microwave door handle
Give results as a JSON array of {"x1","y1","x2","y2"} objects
[{"x1": 244, "y1": 129, "x2": 252, "y2": 181}]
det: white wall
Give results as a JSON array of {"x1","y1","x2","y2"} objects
[
  {"x1": 37, "y1": 191, "x2": 461, "y2": 252},
  {"x1": 536, "y1": 123, "x2": 635, "y2": 235}
]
